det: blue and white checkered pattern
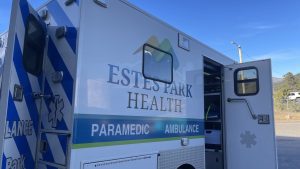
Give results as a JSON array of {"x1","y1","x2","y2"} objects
[{"x1": 1, "y1": 0, "x2": 79, "y2": 169}]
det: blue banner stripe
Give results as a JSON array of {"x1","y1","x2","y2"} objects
[
  {"x1": 73, "y1": 114, "x2": 204, "y2": 144},
  {"x1": 47, "y1": 38, "x2": 74, "y2": 104},
  {"x1": 47, "y1": 0, "x2": 77, "y2": 53},
  {"x1": 7, "y1": 93, "x2": 34, "y2": 169},
  {"x1": 13, "y1": 35, "x2": 39, "y2": 133},
  {"x1": 19, "y1": 0, "x2": 30, "y2": 26}
]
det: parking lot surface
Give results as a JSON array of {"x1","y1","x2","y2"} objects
[{"x1": 276, "y1": 122, "x2": 300, "y2": 169}]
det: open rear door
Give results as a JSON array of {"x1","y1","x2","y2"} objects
[
  {"x1": 224, "y1": 59, "x2": 277, "y2": 169},
  {"x1": 0, "y1": 0, "x2": 46, "y2": 168}
]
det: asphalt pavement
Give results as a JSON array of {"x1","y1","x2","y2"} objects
[{"x1": 276, "y1": 122, "x2": 300, "y2": 169}]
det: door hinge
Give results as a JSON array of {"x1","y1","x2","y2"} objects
[
  {"x1": 13, "y1": 84, "x2": 24, "y2": 102},
  {"x1": 65, "y1": 0, "x2": 75, "y2": 6},
  {"x1": 52, "y1": 71, "x2": 64, "y2": 83},
  {"x1": 94, "y1": 0, "x2": 108, "y2": 8},
  {"x1": 56, "y1": 26, "x2": 67, "y2": 39}
]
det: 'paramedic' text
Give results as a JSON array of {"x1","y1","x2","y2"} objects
[{"x1": 91, "y1": 123, "x2": 150, "y2": 136}]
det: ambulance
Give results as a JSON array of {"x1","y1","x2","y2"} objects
[{"x1": 0, "y1": 0, "x2": 278, "y2": 169}]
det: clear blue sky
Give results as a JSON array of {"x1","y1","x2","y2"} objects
[{"x1": 1, "y1": 0, "x2": 299, "y2": 77}]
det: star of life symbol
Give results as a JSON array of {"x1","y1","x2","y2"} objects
[
  {"x1": 48, "y1": 95, "x2": 64, "y2": 128},
  {"x1": 240, "y1": 131, "x2": 257, "y2": 148}
]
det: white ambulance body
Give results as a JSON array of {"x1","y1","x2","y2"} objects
[
  {"x1": 0, "y1": 32, "x2": 7, "y2": 90},
  {"x1": 0, "y1": 0, "x2": 277, "y2": 169}
]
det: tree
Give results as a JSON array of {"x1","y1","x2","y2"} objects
[
  {"x1": 273, "y1": 72, "x2": 300, "y2": 113},
  {"x1": 283, "y1": 72, "x2": 297, "y2": 90}
]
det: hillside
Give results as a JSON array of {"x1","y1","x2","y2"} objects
[
  {"x1": 273, "y1": 72, "x2": 300, "y2": 113},
  {"x1": 273, "y1": 77, "x2": 283, "y2": 84}
]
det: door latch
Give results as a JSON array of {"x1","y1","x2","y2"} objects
[
  {"x1": 94, "y1": 0, "x2": 108, "y2": 8},
  {"x1": 32, "y1": 92, "x2": 53, "y2": 100},
  {"x1": 257, "y1": 114, "x2": 270, "y2": 124}
]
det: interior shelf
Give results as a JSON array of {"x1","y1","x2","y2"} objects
[
  {"x1": 204, "y1": 57, "x2": 224, "y2": 169},
  {"x1": 205, "y1": 92, "x2": 221, "y2": 96}
]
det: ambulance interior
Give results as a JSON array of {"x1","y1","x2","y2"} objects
[{"x1": 204, "y1": 57, "x2": 224, "y2": 169}]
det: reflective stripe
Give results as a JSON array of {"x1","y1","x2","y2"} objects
[
  {"x1": 13, "y1": 36, "x2": 39, "y2": 133},
  {"x1": 47, "y1": 38, "x2": 74, "y2": 104},
  {"x1": 19, "y1": 0, "x2": 29, "y2": 26},
  {"x1": 7, "y1": 93, "x2": 35, "y2": 169},
  {"x1": 47, "y1": 0, "x2": 78, "y2": 53}
]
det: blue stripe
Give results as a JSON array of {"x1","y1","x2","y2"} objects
[
  {"x1": 6, "y1": 93, "x2": 35, "y2": 169},
  {"x1": 74, "y1": 114, "x2": 204, "y2": 144},
  {"x1": 47, "y1": 38, "x2": 74, "y2": 104},
  {"x1": 47, "y1": 1, "x2": 74, "y2": 27},
  {"x1": 65, "y1": 27, "x2": 77, "y2": 54},
  {"x1": 2, "y1": 154, "x2": 6, "y2": 169},
  {"x1": 13, "y1": 35, "x2": 39, "y2": 133},
  {"x1": 47, "y1": 0, "x2": 77, "y2": 54},
  {"x1": 19, "y1": 0, "x2": 30, "y2": 26},
  {"x1": 19, "y1": 0, "x2": 47, "y2": 43},
  {"x1": 58, "y1": 135, "x2": 68, "y2": 157}
]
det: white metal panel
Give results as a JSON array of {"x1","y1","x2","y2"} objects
[
  {"x1": 70, "y1": 139, "x2": 204, "y2": 169},
  {"x1": 119, "y1": 0, "x2": 235, "y2": 66},
  {"x1": 64, "y1": 0, "x2": 237, "y2": 168},
  {"x1": 82, "y1": 154, "x2": 157, "y2": 169},
  {"x1": 0, "y1": 33, "x2": 8, "y2": 90},
  {"x1": 75, "y1": 0, "x2": 203, "y2": 118},
  {"x1": 224, "y1": 59, "x2": 277, "y2": 169},
  {"x1": 70, "y1": 0, "x2": 209, "y2": 168},
  {"x1": 0, "y1": 1, "x2": 47, "y2": 168}
]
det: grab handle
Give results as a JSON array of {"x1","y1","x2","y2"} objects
[{"x1": 227, "y1": 98, "x2": 257, "y2": 120}]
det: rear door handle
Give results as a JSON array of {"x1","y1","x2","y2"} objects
[{"x1": 227, "y1": 98, "x2": 257, "y2": 120}]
